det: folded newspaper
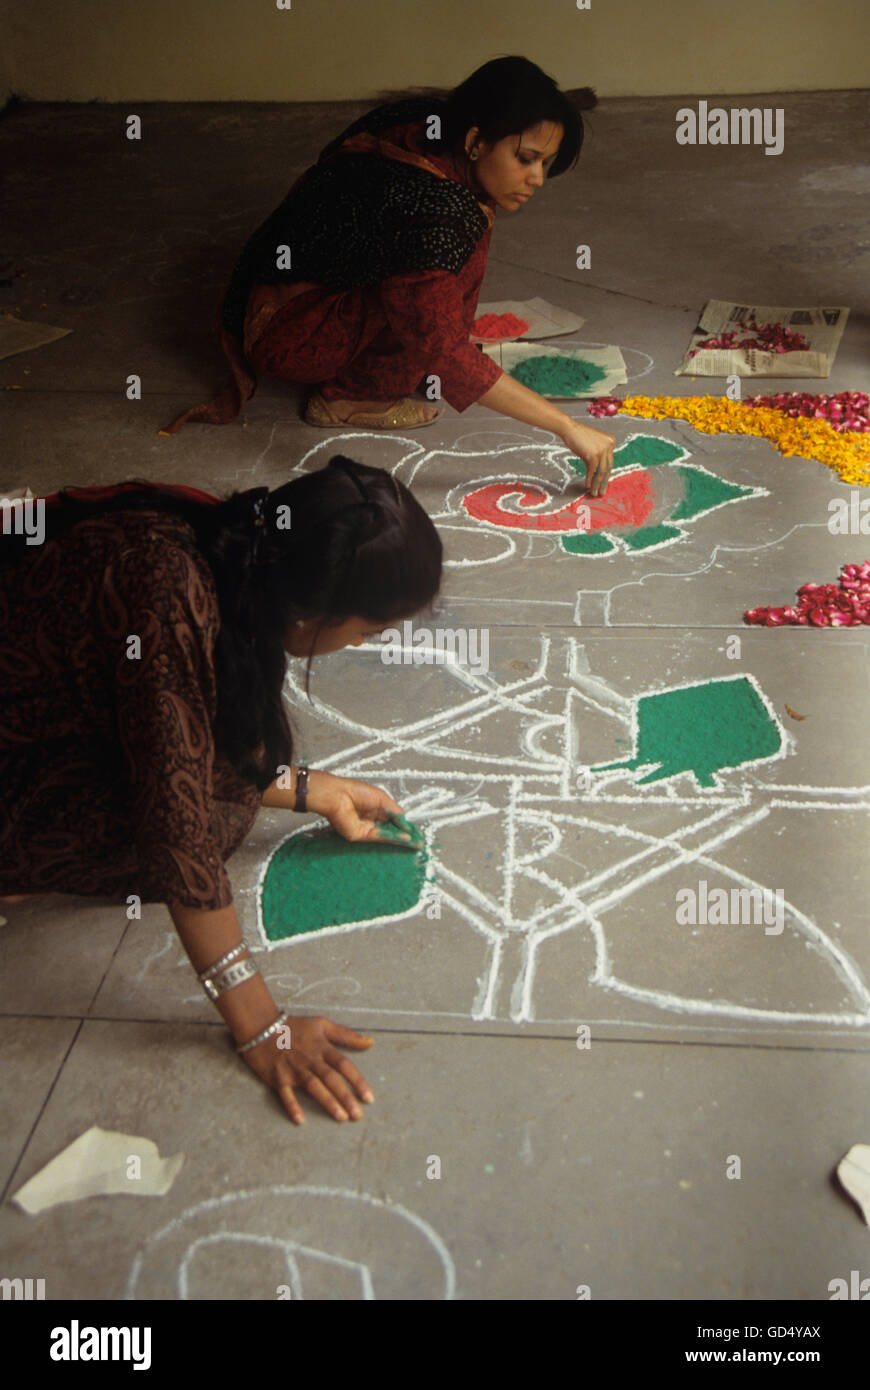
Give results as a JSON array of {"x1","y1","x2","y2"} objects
[{"x1": 676, "y1": 299, "x2": 849, "y2": 378}]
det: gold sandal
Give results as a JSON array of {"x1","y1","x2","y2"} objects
[{"x1": 305, "y1": 391, "x2": 440, "y2": 430}]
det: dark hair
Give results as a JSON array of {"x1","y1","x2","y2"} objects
[
  {"x1": 2, "y1": 457, "x2": 442, "y2": 791},
  {"x1": 379, "y1": 57, "x2": 596, "y2": 177}
]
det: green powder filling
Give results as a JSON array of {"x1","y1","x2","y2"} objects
[
  {"x1": 561, "y1": 531, "x2": 616, "y2": 554},
  {"x1": 261, "y1": 826, "x2": 428, "y2": 939},
  {"x1": 622, "y1": 523, "x2": 683, "y2": 550},
  {"x1": 508, "y1": 354, "x2": 609, "y2": 398},
  {"x1": 612, "y1": 437, "x2": 685, "y2": 470},
  {"x1": 592, "y1": 678, "x2": 781, "y2": 789},
  {"x1": 569, "y1": 436, "x2": 685, "y2": 479},
  {"x1": 669, "y1": 465, "x2": 755, "y2": 522}
]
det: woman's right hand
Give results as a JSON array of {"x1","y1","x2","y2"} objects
[
  {"x1": 238, "y1": 1013, "x2": 375, "y2": 1124},
  {"x1": 560, "y1": 419, "x2": 616, "y2": 497}
]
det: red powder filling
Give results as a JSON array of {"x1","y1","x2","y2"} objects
[{"x1": 472, "y1": 312, "x2": 530, "y2": 340}]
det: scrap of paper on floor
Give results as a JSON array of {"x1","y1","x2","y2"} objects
[
  {"x1": 0, "y1": 315, "x2": 72, "y2": 362},
  {"x1": 11, "y1": 1125, "x2": 184, "y2": 1215},
  {"x1": 837, "y1": 1143, "x2": 870, "y2": 1226}
]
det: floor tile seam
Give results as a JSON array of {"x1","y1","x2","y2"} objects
[
  {"x1": 484, "y1": 254, "x2": 698, "y2": 314},
  {"x1": 0, "y1": 1016, "x2": 85, "y2": 1208},
  {"x1": 5, "y1": 1012, "x2": 870, "y2": 1055},
  {"x1": 86, "y1": 916, "x2": 137, "y2": 1017}
]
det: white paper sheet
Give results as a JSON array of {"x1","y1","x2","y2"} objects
[
  {"x1": 837, "y1": 1143, "x2": 870, "y2": 1225},
  {"x1": 0, "y1": 315, "x2": 71, "y2": 362},
  {"x1": 12, "y1": 1125, "x2": 184, "y2": 1215}
]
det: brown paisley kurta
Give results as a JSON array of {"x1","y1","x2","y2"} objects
[{"x1": 0, "y1": 510, "x2": 262, "y2": 909}]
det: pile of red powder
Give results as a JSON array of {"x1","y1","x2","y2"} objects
[{"x1": 472, "y1": 312, "x2": 530, "y2": 340}]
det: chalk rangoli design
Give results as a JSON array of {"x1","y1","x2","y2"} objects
[
  {"x1": 240, "y1": 427, "x2": 870, "y2": 1032},
  {"x1": 126, "y1": 1186, "x2": 455, "y2": 1300},
  {"x1": 255, "y1": 635, "x2": 870, "y2": 1031},
  {"x1": 461, "y1": 434, "x2": 764, "y2": 555}
]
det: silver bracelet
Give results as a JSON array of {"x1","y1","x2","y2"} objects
[
  {"x1": 202, "y1": 956, "x2": 259, "y2": 1001},
  {"x1": 236, "y1": 1013, "x2": 290, "y2": 1055},
  {"x1": 197, "y1": 942, "x2": 246, "y2": 983}
]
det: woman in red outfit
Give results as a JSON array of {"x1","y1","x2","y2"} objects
[
  {"x1": 166, "y1": 57, "x2": 615, "y2": 497},
  {"x1": 0, "y1": 459, "x2": 439, "y2": 1126}
]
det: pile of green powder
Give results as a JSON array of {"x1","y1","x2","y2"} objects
[{"x1": 507, "y1": 354, "x2": 609, "y2": 398}]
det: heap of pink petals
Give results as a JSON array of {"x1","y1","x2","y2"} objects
[
  {"x1": 744, "y1": 562, "x2": 870, "y2": 626},
  {"x1": 587, "y1": 396, "x2": 622, "y2": 417},
  {"x1": 744, "y1": 390, "x2": 869, "y2": 434},
  {"x1": 689, "y1": 319, "x2": 810, "y2": 357}
]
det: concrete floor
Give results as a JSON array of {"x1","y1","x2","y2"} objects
[{"x1": 1, "y1": 93, "x2": 869, "y2": 1300}]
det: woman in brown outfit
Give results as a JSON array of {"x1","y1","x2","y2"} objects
[{"x1": 0, "y1": 457, "x2": 440, "y2": 1124}]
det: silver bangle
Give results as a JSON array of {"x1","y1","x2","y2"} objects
[
  {"x1": 202, "y1": 956, "x2": 259, "y2": 1001},
  {"x1": 198, "y1": 942, "x2": 246, "y2": 983},
  {"x1": 236, "y1": 1013, "x2": 290, "y2": 1055}
]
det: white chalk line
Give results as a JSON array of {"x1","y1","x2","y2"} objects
[
  {"x1": 126, "y1": 1185, "x2": 455, "y2": 1301},
  {"x1": 517, "y1": 840, "x2": 870, "y2": 1027},
  {"x1": 528, "y1": 803, "x2": 744, "y2": 911},
  {"x1": 177, "y1": 1232, "x2": 372, "y2": 1301},
  {"x1": 588, "y1": 521, "x2": 838, "y2": 623},
  {"x1": 515, "y1": 800, "x2": 869, "y2": 1008},
  {"x1": 284, "y1": 636, "x2": 554, "y2": 762}
]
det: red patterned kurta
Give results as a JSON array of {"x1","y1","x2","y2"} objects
[
  {"x1": 165, "y1": 117, "x2": 503, "y2": 431},
  {"x1": 0, "y1": 511, "x2": 262, "y2": 909}
]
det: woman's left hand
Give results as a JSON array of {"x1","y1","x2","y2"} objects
[{"x1": 305, "y1": 770, "x2": 405, "y2": 842}]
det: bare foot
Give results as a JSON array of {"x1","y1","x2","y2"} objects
[{"x1": 327, "y1": 397, "x2": 438, "y2": 424}]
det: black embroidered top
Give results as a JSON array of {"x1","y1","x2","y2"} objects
[{"x1": 221, "y1": 99, "x2": 490, "y2": 339}]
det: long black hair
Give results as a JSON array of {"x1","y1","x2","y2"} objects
[
  {"x1": 376, "y1": 57, "x2": 596, "y2": 177},
  {"x1": 1, "y1": 457, "x2": 442, "y2": 791}
]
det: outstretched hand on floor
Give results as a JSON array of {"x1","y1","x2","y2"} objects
[{"x1": 240, "y1": 1014, "x2": 375, "y2": 1124}]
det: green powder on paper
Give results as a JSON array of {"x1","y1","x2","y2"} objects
[
  {"x1": 508, "y1": 354, "x2": 609, "y2": 398},
  {"x1": 261, "y1": 826, "x2": 428, "y2": 940}
]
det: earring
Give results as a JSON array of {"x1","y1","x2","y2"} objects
[
  {"x1": 295, "y1": 619, "x2": 306, "y2": 627},
  {"x1": 469, "y1": 150, "x2": 478, "y2": 160}
]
